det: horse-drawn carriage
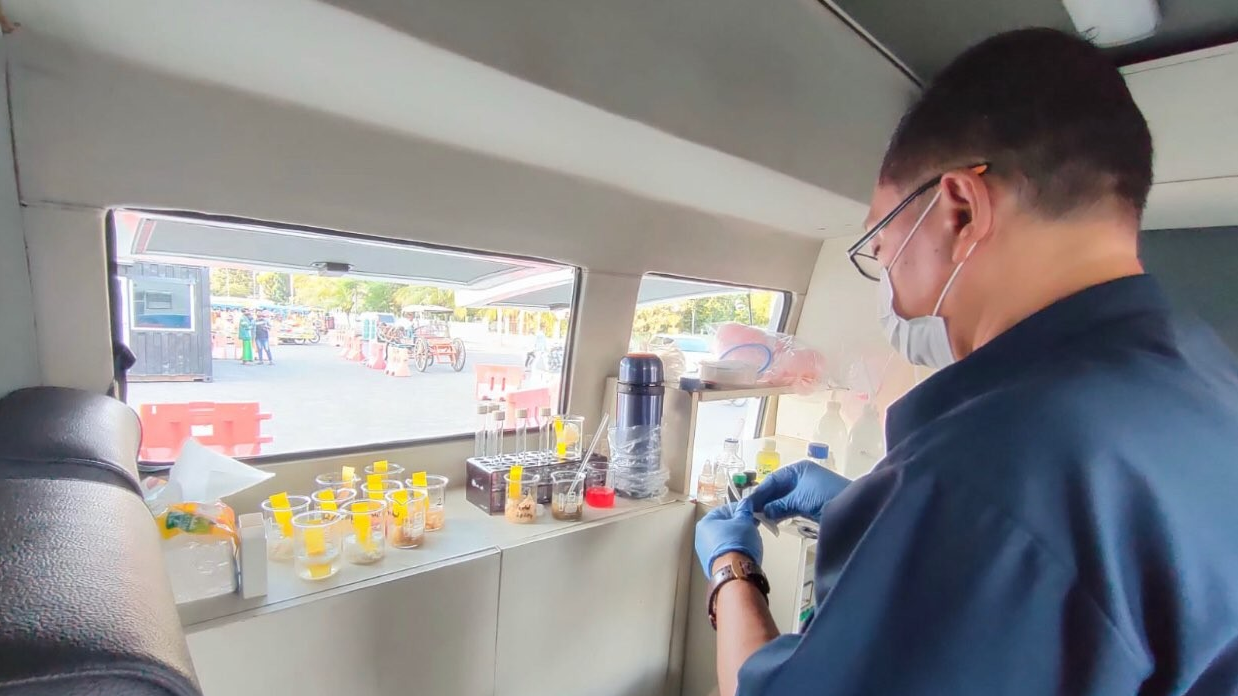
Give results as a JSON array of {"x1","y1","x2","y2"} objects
[{"x1": 377, "y1": 306, "x2": 466, "y2": 372}]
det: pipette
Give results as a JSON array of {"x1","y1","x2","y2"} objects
[{"x1": 566, "y1": 413, "x2": 610, "y2": 499}]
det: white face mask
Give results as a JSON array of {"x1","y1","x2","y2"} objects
[{"x1": 877, "y1": 190, "x2": 977, "y2": 369}]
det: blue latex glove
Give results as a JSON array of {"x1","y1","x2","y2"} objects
[
  {"x1": 694, "y1": 502, "x2": 762, "y2": 576},
  {"x1": 747, "y1": 461, "x2": 851, "y2": 522}
]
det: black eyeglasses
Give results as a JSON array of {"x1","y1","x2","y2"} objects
[{"x1": 846, "y1": 163, "x2": 989, "y2": 281}]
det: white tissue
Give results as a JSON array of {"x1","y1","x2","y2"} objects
[{"x1": 169, "y1": 439, "x2": 274, "y2": 503}]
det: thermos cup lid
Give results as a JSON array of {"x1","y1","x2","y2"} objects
[{"x1": 618, "y1": 353, "x2": 664, "y2": 386}]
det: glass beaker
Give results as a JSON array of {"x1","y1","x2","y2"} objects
[
  {"x1": 386, "y1": 488, "x2": 428, "y2": 549},
  {"x1": 314, "y1": 471, "x2": 358, "y2": 497},
  {"x1": 261, "y1": 495, "x2": 311, "y2": 562},
  {"x1": 550, "y1": 470, "x2": 585, "y2": 521},
  {"x1": 503, "y1": 472, "x2": 541, "y2": 524},
  {"x1": 553, "y1": 416, "x2": 585, "y2": 460},
  {"x1": 407, "y1": 474, "x2": 449, "y2": 532},
  {"x1": 362, "y1": 477, "x2": 403, "y2": 502},
  {"x1": 584, "y1": 459, "x2": 615, "y2": 509},
  {"x1": 341, "y1": 499, "x2": 387, "y2": 564},
  {"x1": 292, "y1": 510, "x2": 343, "y2": 581},
  {"x1": 311, "y1": 487, "x2": 356, "y2": 511},
  {"x1": 364, "y1": 461, "x2": 406, "y2": 482}
]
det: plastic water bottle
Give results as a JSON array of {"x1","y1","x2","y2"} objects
[
  {"x1": 845, "y1": 402, "x2": 884, "y2": 479},
  {"x1": 813, "y1": 399, "x2": 849, "y2": 473}
]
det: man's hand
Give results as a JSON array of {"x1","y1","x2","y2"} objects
[
  {"x1": 747, "y1": 461, "x2": 850, "y2": 522},
  {"x1": 695, "y1": 502, "x2": 762, "y2": 576}
]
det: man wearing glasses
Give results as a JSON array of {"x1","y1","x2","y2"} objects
[{"x1": 695, "y1": 28, "x2": 1238, "y2": 696}]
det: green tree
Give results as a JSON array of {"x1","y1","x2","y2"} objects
[
  {"x1": 209, "y1": 268, "x2": 256, "y2": 298},
  {"x1": 256, "y1": 272, "x2": 290, "y2": 305}
]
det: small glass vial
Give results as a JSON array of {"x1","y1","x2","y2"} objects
[
  {"x1": 490, "y1": 410, "x2": 507, "y2": 457},
  {"x1": 341, "y1": 499, "x2": 387, "y2": 564},
  {"x1": 475, "y1": 404, "x2": 491, "y2": 458},
  {"x1": 514, "y1": 408, "x2": 529, "y2": 459},
  {"x1": 697, "y1": 458, "x2": 718, "y2": 505},
  {"x1": 537, "y1": 407, "x2": 554, "y2": 458},
  {"x1": 292, "y1": 510, "x2": 343, "y2": 581}
]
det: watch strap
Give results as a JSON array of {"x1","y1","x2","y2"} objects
[{"x1": 707, "y1": 556, "x2": 770, "y2": 630}]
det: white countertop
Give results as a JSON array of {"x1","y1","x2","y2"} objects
[{"x1": 178, "y1": 488, "x2": 682, "y2": 630}]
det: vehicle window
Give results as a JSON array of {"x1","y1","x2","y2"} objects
[
  {"x1": 628, "y1": 274, "x2": 790, "y2": 486},
  {"x1": 110, "y1": 210, "x2": 578, "y2": 464}
]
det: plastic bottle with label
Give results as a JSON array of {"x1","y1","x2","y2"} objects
[
  {"x1": 806, "y1": 442, "x2": 834, "y2": 471},
  {"x1": 755, "y1": 438, "x2": 780, "y2": 482},
  {"x1": 844, "y1": 402, "x2": 885, "y2": 479},
  {"x1": 697, "y1": 458, "x2": 718, "y2": 505},
  {"x1": 812, "y1": 399, "x2": 849, "y2": 474}
]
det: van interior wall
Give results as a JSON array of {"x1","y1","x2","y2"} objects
[
  {"x1": 776, "y1": 236, "x2": 921, "y2": 440},
  {"x1": 8, "y1": 34, "x2": 823, "y2": 472},
  {"x1": 1141, "y1": 226, "x2": 1238, "y2": 354},
  {"x1": 0, "y1": 32, "x2": 41, "y2": 398}
]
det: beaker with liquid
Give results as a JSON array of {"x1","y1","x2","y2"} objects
[
  {"x1": 261, "y1": 494, "x2": 311, "y2": 562},
  {"x1": 362, "y1": 476, "x2": 403, "y2": 502},
  {"x1": 550, "y1": 470, "x2": 585, "y2": 521},
  {"x1": 584, "y1": 459, "x2": 615, "y2": 509},
  {"x1": 407, "y1": 474, "x2": 449, "y2": 531},
  {"x1": 503, "y1": 471, "x2": 541, "y2": 524},
  {"x1": 311, "y1": 487, "x2": 357, "y2": 511},
  {"x1": 292, "y1": 510, "x2": 343, "y2": 581},
  {"x1": 364, "y1": 461, "x2": 405, "y2": 482},
  {"x1": 314, "y1": 470, "x2": 359, "y2": 498},
  {"x1": 341, "y1": 499, "x2": 387, "y2": 564},
  {"x1": 553, "y1": 416, "x2": 585, "y2": 460},
  {"x1": 386, "y1": 488, "x2": 427, "y2": 549}
]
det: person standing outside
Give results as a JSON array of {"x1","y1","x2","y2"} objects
[
  {"x1": 237, "y1": 310, "x2": 255, "y2": 365},
  {"x1": 254, "y1": 313, "x2": 273, "y2": 365},
  {"x1": 695, "y1": 28, "x2": 1238, "y2": 695}
]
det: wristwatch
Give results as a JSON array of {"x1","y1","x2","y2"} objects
[{"x1": 707, "y1": 555, "x2": 770, "y2": 630}]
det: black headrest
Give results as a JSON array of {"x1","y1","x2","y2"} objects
[
  {"x1": 0, "y1": 386, "x2": 141, "y2": 494},
  {"x1": 0, "y1": 387, "x2": 200, "y2": 695}
]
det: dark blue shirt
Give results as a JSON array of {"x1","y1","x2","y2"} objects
[{"x1": 739, "y1": 275, "x2": 1238, "y2": 695}]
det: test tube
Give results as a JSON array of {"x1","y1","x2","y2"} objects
[
  {"x1": 475, "y1": 404, "x2": 490, "y2": 458},
  {"x1": 538, "y1": 407, "x2": 554, "y2": 458},
  {"x1": 514, "y1": 408, "x2": 529, "y2": 458},
  {"x1": 491, "y1": 410, "x2": 507, "y2": 457}
]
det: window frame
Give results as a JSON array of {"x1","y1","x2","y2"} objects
[
  {"x1": 106, "y1": 209, "x2": 582, "y2": 465},
  {"x1": 129, "y1": 277, "x2": 197, "y2": 333}
]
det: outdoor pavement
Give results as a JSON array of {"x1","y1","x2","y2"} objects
[
  {"x1": 129, "y1": 341, "x2": 531, "y2": 456},
  {"x1": 128, "y1": 338, "x2": 751, "y2": 461}
]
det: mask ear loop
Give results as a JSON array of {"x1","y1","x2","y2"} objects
[
  {"x1": 889, "y1": 190, "x2": 943, "y2": 268},
  {"x1": 932, "y1": 240, "x2": 979, "y2": 316}
]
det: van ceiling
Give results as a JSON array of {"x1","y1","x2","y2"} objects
[{"x1": 830, "y1": 0, "x2": 1238, "y2": 81}]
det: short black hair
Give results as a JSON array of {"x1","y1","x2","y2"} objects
[{"x1": 880, "y1": 28, "x2": 1153, "y2": 218}]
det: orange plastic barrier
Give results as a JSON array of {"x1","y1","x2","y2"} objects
[
  {"x1": 386, "y1": 347, "x2": 411, "y2": 377},
  {"x1": 138, "y1": 401, "x2": 272, "y2": 462},
  {"x1": 344, "y1": 336, "x2": 364, "y2": 362},
  {"x1": 504, "y1": 387, "x2": 552, "y2": 426},
  {"x1": 211, "y1": 332, "x2": 237, "y2": 360},
  {"x1": 367, "y1": 342, "x2": 387, "y2": 370},
  {"x1": 474, "y1": 364, "x2": 525, "y2": 401}
]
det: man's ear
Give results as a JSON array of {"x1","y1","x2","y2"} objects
[{"x1": 939, "y1": 168, "x2": 994, "y2": 263}]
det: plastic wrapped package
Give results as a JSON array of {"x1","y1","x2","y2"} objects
[
  {"x1": 156, "y1": 501, "x2": 239, "y2": 604},
  {"x1": 713, "y1": 322, "x2": 827, "y2": 395},
  {"x1": 608, "y1": 424, "x2": 668, "y2": 500}
]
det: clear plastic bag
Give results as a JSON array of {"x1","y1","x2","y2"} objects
[
  {"x1": 608, "y1": 424, "x2": 668, "y2": 500},
  {"x1": 713, "y1": 322, "x2": 827, "y2": 395}
]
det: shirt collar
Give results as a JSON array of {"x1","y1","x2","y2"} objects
[{"x1": 885, "y1": 274, "x2": 1171, "y2": 451}]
